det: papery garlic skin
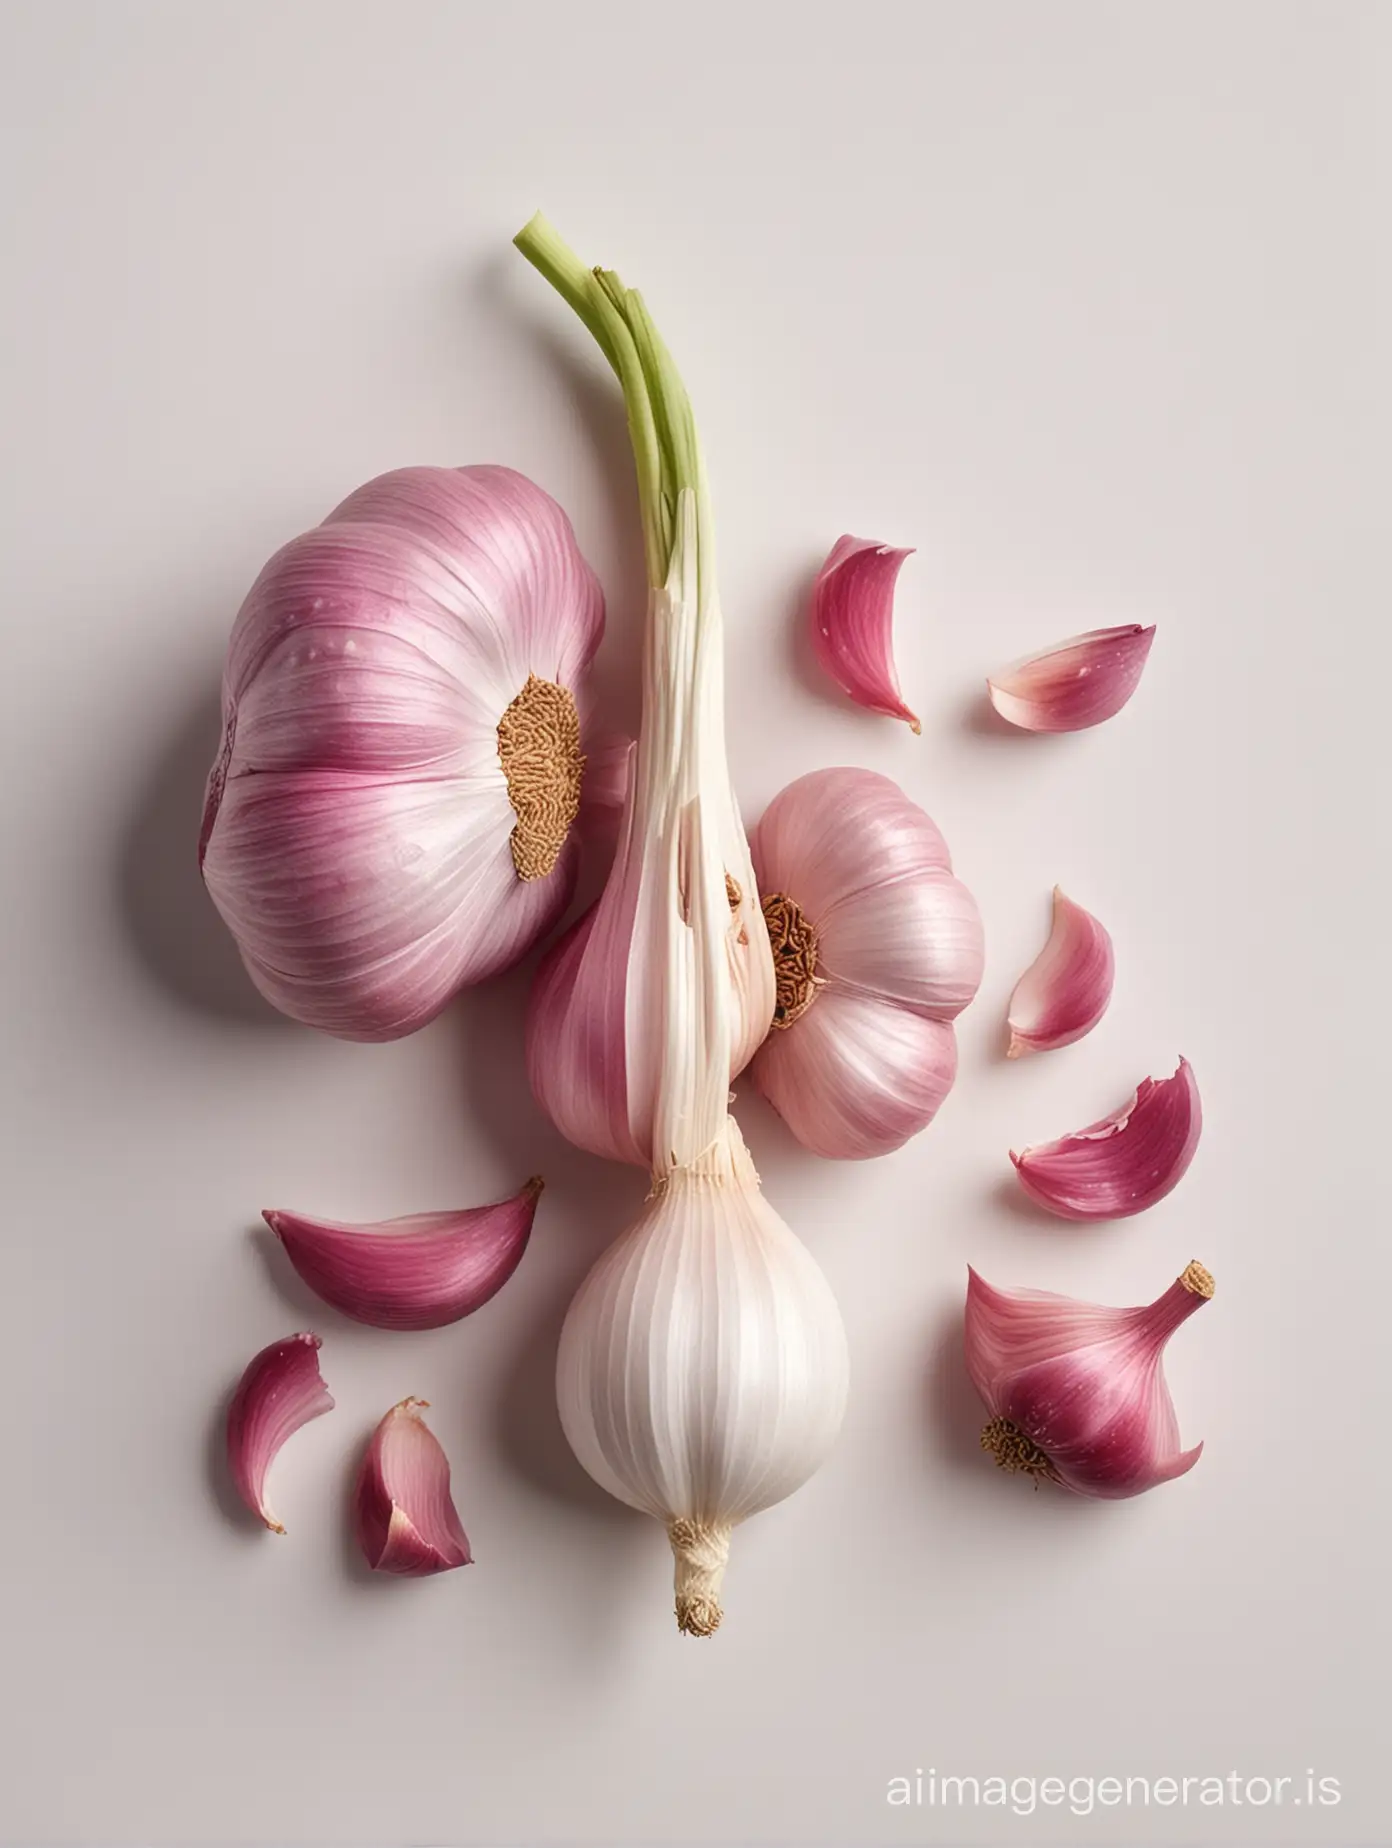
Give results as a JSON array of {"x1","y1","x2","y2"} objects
[
  {"x1": 987, "y1": 624, "x2": 1155, "y2": 733},
  {"x1": 810, "y1": 535, "x2": 920, "y2": 731},
  {"x1": 201, "y1": 466, "x2": 604, "y2": 1041},
  {"x1": 1007, "y1": 886, "x2": 1114, "y2": 1057},
  {"x1": 225, "y1": 1332, "x2": 333, "y2": 1533},
  {"x1": 557, "y1": 1120, "x2": 848, "y2": 1634},
  {"x1": 1012, "y1": 1058, "x2": 1201, "y2": 1220},
  {"x1": 354, "y1": 1399, "x2": 472, "y2": 1576},
  {"x1": 749, "y1": 768, "x2": 984, "y2": 1159},
  {"x1": 965, "y1": 1262, "x2": 1213, "y2": 1499},
  {"x1": 263, "y1": 1179, "x2": 541, "y2": 1331}
]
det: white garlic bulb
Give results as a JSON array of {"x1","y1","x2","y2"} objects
[{"x1": 557, "y1": 1121, "x2": 848, "y2": 1634}]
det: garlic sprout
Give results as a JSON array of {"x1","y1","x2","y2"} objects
[{"x1": 516, "y1": 215, "x2": 848, "y2": 1634}]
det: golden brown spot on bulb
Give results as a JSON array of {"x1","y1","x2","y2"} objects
[
  {"x1": 1179, "y1": 1260, "x2": 1215, "y2": 1298},
  {"x1": 761, "y1": 891, "x2": 821, "y2": 1028},
  {"x1": 980, "y1": 1416, "x2": 1059, "y2": 1487},
  {"x1": 496, "y1": 674, "x2": 585, "y2": 881},
  {"x1": 725, "y1": 873, "x2": 741, "y2": 911}
]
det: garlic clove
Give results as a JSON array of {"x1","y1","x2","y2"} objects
[
  {"x1": 965, "y1": 1261, "x2": 1213, "y2": 1498},
  {"x1": 810, "y1": 536, "x2": 920, "y2": 731},
  {"x1": 263, "y1": 1179, "x2": 542, "y2": 1332},
  {"x1": 354, "y1": 1399, "x2": 472, "y2": 1576},
  {"x1": 225, "y1": 1332, "x2": 334, "y2": 1533},
  {"x1": 1010, "y1": 1058, "x2": 1201, "y2": 1220},
  {"x1": 1006, "y1": 886, "x2": 1115, "y2": 1057},
  {"x1": 987, "y1": 624, "x2": 1155, "y2": 733},
  {"x1": 753, "y1": 986, "x2": 958, "y2": 1160}
]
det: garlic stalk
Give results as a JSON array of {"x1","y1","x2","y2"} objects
[{"x1": 516, "y1": 215, "x2": 847, "y2": 1633}]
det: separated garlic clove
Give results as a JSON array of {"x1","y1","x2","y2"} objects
[
  {"x1": 810, "y1": 535, "x2": 920, "y2": 731},
  {"x1": 201, "y1": 466, "x2": 605, "y2": 1041},
  {"x1": 225, "y1": 1332, "x2": 334, "y2": 1533},
  {"x1": 965, "y1": 1261, "x2": 1214, "y2": 1498},
  {"x1": 263, "y1": 1179, "x2": 542, "y2": 1332},
  {"x1": 749, "y1": 768, "x2": 983, "y2": 1160},
  {"x1": 987, "y1": 624, "x2": 1155, "y2": 732},
  {"x1": 1011, "y1": 1058, "x2": 1201, "y2": 1220},
  {"x1": 556, "y1": 1120, "x2": 848, "y2": 1635},
  {"x1": 354, "y1": 1399, "x2": 472, "y2": 1576},
  {"x1": 1007, "y1": 886, "x2": 1115, "y2": 1057}
]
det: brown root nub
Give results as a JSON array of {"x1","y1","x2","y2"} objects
[
  {"x1": 1179, "y1": 1260, "x2": 1215, "y2": 1299},
  {"x1": 981, "y1": 1417, "x2": 1058, "y2": 1486},
  {"x1": 675, "y1": 1594, "x2": 722, "y2": 1637},
  {"x1": 761, "y1": 892, "x2": 820, "y2": 1029},
  {"x1": 496, "y1": 674, "x2": 584, "y2": 881},
  {"x1": 668, "y1": 1516, "x2": 730, "y2": 1639}
]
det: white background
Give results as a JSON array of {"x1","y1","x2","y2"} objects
[{"x1": 1, "y1": 3, "x2": 1387, "y2": 1843}]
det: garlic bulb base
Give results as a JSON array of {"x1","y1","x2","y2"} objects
[
  {"x1": 669, "y1": 1518, "x2": 731, "y2": 1638},
  {"x1": 980, "y1": 1416, "x2": 1058, "y2": 1485}
]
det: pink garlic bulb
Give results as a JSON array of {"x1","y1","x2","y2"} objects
[
  {"x1": 965, "y1": 1262, "x2": 1214, "y2": 1499},
  {"x1": 200, "y1": 465, "x2": 604, "y2": 1040},
  {"x1": 749, "y1": 768, "x2": 984, "y2": 1159}
]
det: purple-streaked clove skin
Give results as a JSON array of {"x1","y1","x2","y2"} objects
[
  {"x1": 264, "y1": 1178, "x2": 542, "y2": 1331},
  {"x1": 1007, "y1": 887, "x2": 1115, "y2": 1057},
  {"x1": 810, "y1": 535, "x2": 920, "y2": 731},
  {"x1": 987, "y1": 624, "x2": 1155, "y2": 732},
  {"x1": 966, "y1": 1261, "x2": 1213, "y2": 1498},
  {"x1": 1011, "y1": 1059, "x2": 1201, "y2": 1221},
  {"x1": 225, "y1": 1332, "x2": 334, "y2": 1533},
  {"x1": 354, "y1": 1399, "x2": 472, "y2": 1576}
]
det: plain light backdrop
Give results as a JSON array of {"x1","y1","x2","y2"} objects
[{"x1": 1, "y1": 3, "x2": 1387, "y2": 1844}]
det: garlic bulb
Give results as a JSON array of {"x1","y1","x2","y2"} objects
[
  {"x1": 557, "y1": 1120, "x2": 848, "y2": 1634},
  {"x1": 809, "y1": 534, "x2": 920, "y2": 730},
  {"x1": 201, "y1": 465, "x2": 604, "y2": 1040},
  {"x1": 966, "y1": 1261, "x2": 1214, "y2": 1498},
  {"x1": 517, "y1": 214, "x2": 845, "y2": 1633},
  {"x1": 750, "y1": 767, "x2": 984, "y2": 1159}
]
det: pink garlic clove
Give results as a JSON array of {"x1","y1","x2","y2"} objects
[
  {"x1": 1010, "y1": 1059, "x2": 1201, "y2": 1220},
  {"x1": 225, "y1": 1332, "x2": 334, "y2": 1533},
  {"x1": 1007, "y1": 886, "x2": 1115, "y2": 1057},
  {"x1": 965, "y1": 1261, "x2": 1214, "y2": 1499},
  {"x1": 263, "y1": 1179, "x2": 542, "y2": 1332},
  {"x1": 810, "y1": 536, "x2": 920, "y2": 731},
  {"x1": 354, "y1": 1399, "x2": 472, "y2": 1576},
  {"x1": 987, "y1": 624, "x2": 1155, "y2": 732}
]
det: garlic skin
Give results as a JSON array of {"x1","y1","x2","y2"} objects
[
  {"x1": 810, "y1": 535, "x2": 920, "y2": 731},
  {"x1": 1012, "y1": 1058, "x2": 1202, "y2": 1220},
  {"x1": 557, "y1": 1120, "x2": 848, "y2": 1635},
  {"x1": 749, "y1": 768, "x2": 984, "y2": 1159},
  {"x1": 987, "y1": 624, "x2": 1155, "y2": 732},
  {"x1": 263, "y1": 1178, "x2": 541, "y2": 1331},
  {"x1": 1007, "y1": 886, "x2": 1114, "y2": 1057},
  {"x1": 354, "y1": 1399, "x2": 472, "y2": 1576},
  {"x1": 201, "y1": 465, "x2": 604, "y2": 1041},
  {"x1": 225, "y1": 1332, "x2": 334, "y2": 1533},
  {"x1": 966, "y1": 1262, "x2": 1214, "y2": 1498}
]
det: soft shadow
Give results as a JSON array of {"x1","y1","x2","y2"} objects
[
  {"x1": 784, "y1": 558, "x2": 837, "y2": 709},
  {"x1": 115, "y1": 683, "x2": 287, "y2": 1024},
  {"x1": 205, "y1": 1385, "x2": 263, "y2": 1535},
  {"x1": 991, "y1": 1173, "x2": 1106, "y2": 1235},
  {"x1": 452, "y1": 960, "x2": 646, "y2": 1525},
  {"x1": 925, "y1": 1304, "x2": 987, "y2": 1476}
]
